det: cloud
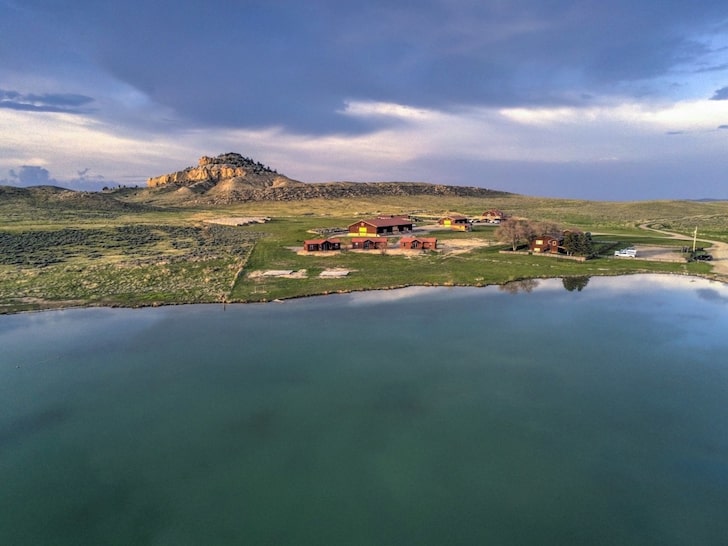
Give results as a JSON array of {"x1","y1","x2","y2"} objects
[
  {"x1": 65, "y1": 167, "x2": 114, "y2": 190},
  {"x1": 3, "y1": 92, "x2": 727, "y2": 199},
  {"x1": 5, "y1": 0, "x2": 727, "y2": 135},
  {"x1": 711, "y1": 86, "x2": 728, "y2": 100},
  {"x1": 3, "y1": 1, "x2": 728, "y2": 200},
  {"x1": 694, "y1": 62, "x2": 728, "y2": 73},
  {"x1": 718, "y1": 124, "x2": 728, "y2": 129},
  {"x1": 1, "y1": 165, "x2": 114, "y2": 191},
  {"x1": 0, "y1": 89, "x2": 94, "y2": 113},
  {"x1": 6, "y1": 165, "x2": 56, "y2": 186}
]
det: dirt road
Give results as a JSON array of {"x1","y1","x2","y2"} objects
[{"x1": 639, "y1": 224, "x2": 728, "y2": 280}]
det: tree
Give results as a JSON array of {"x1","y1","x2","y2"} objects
[
  {"x1": 562, "y1": 231, "x2": 579, "y2": 255},
  {"x1": 533, "y1": 221, "x2": 562, "y2": 240},
  {"x1": 496, "y1": 218, "x2": 535, "y2": 251},
  {"x1": 562, "y1": 231, "x2": 593, "y2": 256}
]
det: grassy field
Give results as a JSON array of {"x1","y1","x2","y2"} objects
[{"x1": 0, "y1": 190, "x2": 724, "y2": 313}]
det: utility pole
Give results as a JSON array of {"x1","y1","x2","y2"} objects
[{"x1": 692, "y1": 227, "x2": 698, "y2": 253}]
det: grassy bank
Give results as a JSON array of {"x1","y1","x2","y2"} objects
[
  {"x1": 230, "y1": 237, "x2": 709, "y2": 303},
  {"x1": 0, "y1": 193, "x2": 724, "y2": 313}
]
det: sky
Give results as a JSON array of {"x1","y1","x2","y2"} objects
[{"x1": 1, "y1": 0, "x2": 727, "y2": 200}]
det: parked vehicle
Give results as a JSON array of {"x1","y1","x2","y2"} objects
[{"x1": 614, "y1": 248, "x2": 637, "y2": 257}]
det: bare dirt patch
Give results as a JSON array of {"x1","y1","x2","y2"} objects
[
  {"x1": 204, "y1": 217, "x2": 271, "y2": 226},
  {"x1": 294, "y1": 248, "x2": 342, "y2": 256},
  {"x1": 249, "y1": 269, "x2": 308, "y2": 279},
  {"x1": 630, "y1": 245, "x2": 685, "y2": 263},
  {"x1": 437, "y1": 238, "x2": 493, "y2": 255},
  {"x1": 319, "y1": 268, "x2": 351, "y2": 278},
  {"x1": 704, "y1": 241, "x2": 728, "y2": 278}
]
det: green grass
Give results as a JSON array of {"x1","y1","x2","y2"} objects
[
  {"x1": 0, "y1": 191, "x2": 725, "y2": 313},
  {"x1": 229, "y1": 238, "x2": 711, "y2": 303}
]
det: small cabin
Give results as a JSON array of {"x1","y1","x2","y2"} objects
[
  {"x1": 399, "y1": 237, "x2": 437, "y2": 250},
  {"x1": 438, "y1": 215, "x2": 470, "y2": 229},
  {"x1": 350, "y1": 237, "x2": 388, "y2": 250},
  {"x1": 530, "y1": 235, "x2": 562, "y2": 254},
  {"x1": 303, "y1": 238, "x2": 342, "y2": 252}
]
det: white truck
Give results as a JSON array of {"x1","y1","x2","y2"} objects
[{"x1": 614, "y1": 247, "x2": 637, "y2": 258}]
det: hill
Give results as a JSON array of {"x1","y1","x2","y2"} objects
[
  {"x1": 141, "y1": 152, "x2": 510, "y2": 205},
  {"x1": 0, "y1": 184, "x2": 151, "y2": 223}
]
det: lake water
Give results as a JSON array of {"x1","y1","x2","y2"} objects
[{"x1": 2, "y1": 274, "x2": 728, "y2": 545}]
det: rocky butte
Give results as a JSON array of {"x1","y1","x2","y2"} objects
[
  {"x1": 147, "y1": 153, "x2": 300, "y2": 189},
  {"x1": 146, "y1": 152, "x2": 510, "y2": 204}
]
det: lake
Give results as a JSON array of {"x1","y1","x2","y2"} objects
[{"x1": 1, "y1": 274, "x2": 728, "y2": 545}]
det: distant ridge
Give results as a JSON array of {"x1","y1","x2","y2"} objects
[
  {"x1": 145, "y1": 153, "x2": 510, "y2": 204},
  {"x1": 0, "y1": 184, "x2": 145, "y2": 212}
]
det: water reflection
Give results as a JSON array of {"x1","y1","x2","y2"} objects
[
  {"x1": 499, "y1": 279, "x2": 540, "y2": 294},
  {"x1": 562, "y1": 276, "x2": 590, "y2": 292},
  {"x1": 696, "y1": 288, "x2": 728, "y2": 304}
]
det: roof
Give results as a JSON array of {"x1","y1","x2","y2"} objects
[
  {"x1": 531, "y1": 235, "x2": 562, "y2": 245},
  {"x1": 349, "y1": 217, "x2": 414, "y2": 228},
  {"x1": 440, "y1": 215, "x2": 468, "y2": 221},
  {"x1": 304, "y1": 238, "x2": 341, "y2": 244},
  {"x1": 350, "y1": 236, "x2": 388, "y2": 243},
  {"x1": 400, "y1": 237, "x2": 437, "y2": 244}
]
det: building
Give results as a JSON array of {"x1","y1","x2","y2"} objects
[
  {"x1": 302, "y1": 238, "x2": 342, "y2": 252},
  {"x1": 483, "y1": 209, "x2": 507, "y2": 223},
  {"x1": 438, "y1": 215, "x2": 471, "y2": 230},
  {"x1": 348, "y1": 217, "x2": 414, "y2": 237},
  {"x1": 530, "y1": 235, "x2": 563, "y2": 254},
  {"x1": 399, "y1": 237, "x2": 438, "y2": 250},
  {"x1": 350, "y1": 237, "x2": 389, "y2": 250}
]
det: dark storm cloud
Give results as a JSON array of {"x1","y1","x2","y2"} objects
[
  {"x1": 0, "y1": 89, "x2": 94, "y2": 113},
  {"x1": 710, "y1": 86, "x2": 728, "y2": 100},
  {"x1": 6, "y1": 0, "x2": 727, "y2": 134}
]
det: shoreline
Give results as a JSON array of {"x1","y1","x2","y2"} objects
[{"x1": 3, "y1": 270, "x2": 726, "y2": 316}]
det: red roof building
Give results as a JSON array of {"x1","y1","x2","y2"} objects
[
  {"x1": 399, "y1": 237, "x2": 438, "y2": 250},
  {"x1": 348, "y1": 217, "x2": 414, "y2": 236},
  {"x1": 303, "y1": 238, "x2": 342, "y2": 252},
  {"x1": 350, "y1": 237, "x2": 389, "y2": 250},
  {"x1": 439, "y1": 214, "x2": 472, "y2": 231},
  {"x1": 438, "y1": 215, "x2": 469, "y2": 226},
  {"x1": 530, "y1": 235, "x2": 563, "y2": 254}
]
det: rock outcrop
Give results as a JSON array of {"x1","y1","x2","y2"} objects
[
  {"x1": 147, "y1": 153, "x2": 303, "y2": 190},
  {"x1": 145, "y1": 153, "x2": 510, "y2": 204}
]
